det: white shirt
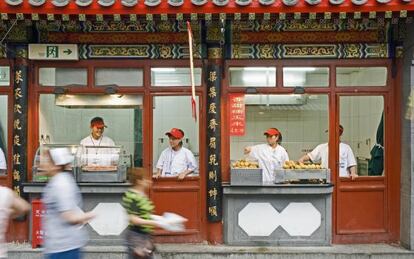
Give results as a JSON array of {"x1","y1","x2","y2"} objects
[
  {"x1": 249, "y1": 144, "x2": 289, "y2": 183},
  {"x1": 80, "y1": 135, "x2": 116, "y2": 166},
  {"x1": 156, "y1": 147, "x2": 198, "y2": 177},
  {"x1": 0, "y1": 187, "x2": 13, "y2": 258},
  {"x1": 308, "y1": 142, "x2": 357, "y2": 177},
  {"x1": 0, "y1": 149, "x2": 6, "y2": 170}
]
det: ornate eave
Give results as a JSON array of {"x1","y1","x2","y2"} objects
[{"x1": 0, "y1": 0, "x2": 413, "y2": 21}]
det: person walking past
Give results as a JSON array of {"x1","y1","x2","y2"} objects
[
  {"x1": 42, "y1": 147, "x2": 95, "y2": 259},
  {"x1": 0, "y1": 186, "x2": 30, "y2": 258},
  {"x1": 122, "y1": 168, "x2": 162, "y2": 259}
]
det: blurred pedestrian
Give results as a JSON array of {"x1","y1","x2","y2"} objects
[
  {"x1": 42, "y1": 148, "x2": 95, "y2": 259},
  {"x1": 122, "y1": 168, "x2": 161, "y2": 259},
  {"x1": 0, "y1": 186, "x2": 30, "y2": 258}
]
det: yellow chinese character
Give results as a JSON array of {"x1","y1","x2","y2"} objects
[
  {"x1": 208, "y1": 206, "x2": 218, "y2": 217},
  {"x1": 208, "y1": 87, "x2": 217, "y2": 98},
  {"x1": 208, "y1": 170, "x2": 217, "y2": 181},
  {"x1": 13, "y1": 186, "x2": 20, "y2": 196},
  {"x1": 14, "y1": 135, "x2": 21, "y2": 146},
  {"x1": 13, "y1": 170, "x2": 20, "y2": 181},
  {"x1": 209, "y1": 154, "x2": 219, "y2": 166},
  {"x1": 14, "y1": 87, "x2": 23, "y2": 99},
  {"x1": 209, "y1": 137, "x2": 216, "y2": 149},
  {"x1": 13, "y1": 153, "x2": 21, "y2": 165},
  {"x1": 208, "y1": 103, "x2": 217, "y2": 114},
  {"x1": 208, "y1": 71, "x2": 217, "y2": 82},
  {"x1": 208, "y1": 119, "x2": 218, "y2": 131},
  {"x1": 14, "y1": 104, "x2": 22, "y2": 114},
  {"x1": 15, "y1": 70, "x2": 23, "y2": 84},
  {"x1": 208, "y1": 188, "x2": 218, "y2": 200},
  {"x1": 14, "y1": 119, "x2": 22, "y2": 130}
]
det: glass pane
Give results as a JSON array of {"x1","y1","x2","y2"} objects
[
  {"x1": 336, "y1": 67, "x2": 387, "y2": 87},
  {"x1": 0, "y1": 96, "x2": 7, "y2": 175},
  {"x1": 340, "y1": 96, "x2": 384, "y2": 178},
  {"x1": 39, "y1": 94, "x2": 143, "y2": 167},
  {"x1": 0, "y1": 67, "x2": 10, "y2": 86},
  {"x1": 151, "y1": 68, "x2": 202, "y2": 87},
  {"x1": 283, "y1": 67, "x2": 329, "y2": 87},
  {"x1": 39, "y1": 68, "x2": 87, "y2": 87},
  {"x1": 152, "y1": 96, "x2": 199, "y2": 177},
  {"x1": 229, "y1": 67, "x2": 276, "y2": 87},
  {"x1": 95, "y1": 68, "x2": 143, "y2": 87},
  {"x1": 230, "y1": 94, "x2": 328, "y2": 182}
]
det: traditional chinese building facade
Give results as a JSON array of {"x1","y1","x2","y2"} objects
[{"x1": 0, "y1": 0, "x2": 414, "y2": 249}]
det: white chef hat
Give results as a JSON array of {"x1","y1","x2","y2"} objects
[{"x1": 49, "y1": 148, "x2": 74, "y2": 166}]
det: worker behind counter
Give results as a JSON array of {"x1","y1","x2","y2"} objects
[
  {"x1": 298, "y1": 125, "x2": 358, "y2": 180},
  {"x1": 79, "y1": 117, "x2": 116, "y2": 167},
  {"x1": 244, "y1": 127, "x2": 290, "y2": 183},
  {"x1": 153, "y1": 128, "x2": 198, "y2": 180}
]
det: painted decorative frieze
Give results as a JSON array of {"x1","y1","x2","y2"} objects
[
  {"x1": 79, "y1": 44, "x2": 203, "y2": 59},
  {"x1": 231, "y1": 43, "x2": 389, "y2": 59}
]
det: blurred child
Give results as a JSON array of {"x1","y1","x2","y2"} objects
[
  {"x1": 122, "y1": 168, "x2": 162, "y2": 259},
  {"x1": 0, "y1": 186, "x2": 30, "y2": 258},
  {"x1": 42, "y1": 148, "x2": 95, "y2": 259}
]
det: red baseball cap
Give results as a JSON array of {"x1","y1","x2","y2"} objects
[
  {"x1": 264, "y1": 128, "x2": 280, "y2": 136},
  {"x1": 165, "y1": 128, "x2": 184, "y2": 139},
  {"x1": 90, "y1": 117, "x2": 107, "y2": 128}
]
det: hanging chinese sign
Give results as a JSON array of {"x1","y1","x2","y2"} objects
[
  {"x1": 12, "y1": 62, "x2": 28, "y2": 197},
  {"x1": 206, "y1": 64, "x2": 222, "y2": 222},
  {"x1": 229, "y1": 94, "x2": 245, "y2": 136}
]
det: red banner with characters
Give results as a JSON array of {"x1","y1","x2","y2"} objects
[{"x1": 229, "y1": 94, "x2": 245, "y2": 136}]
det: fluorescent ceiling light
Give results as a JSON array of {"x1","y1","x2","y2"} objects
[
  {"x1": 151, "y1": 68, "x2": 176, "y2": 72},
  {"x1": 284, "y1": 67, "x2": 317, "y2": 72}
]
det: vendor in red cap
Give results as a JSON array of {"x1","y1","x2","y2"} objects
[
  {"x1": 80, "y1": 117, "x2": 115, "y2": 147},
  {"x1": 80, "y1": 117, "x2": 115, "y2": 165},
  {"x1": 244, "y1": 127, "x2": 289, "y2": 183},
  {"x1": 153, "y1": 128, "x2": 198, "y2": 180},
  {"x1": 298, "y1": 125, "x2": 358, "y2": 180}
]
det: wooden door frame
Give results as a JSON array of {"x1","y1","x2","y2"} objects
[
  {"x1": 28, "y1": 59, "x2": 209, "y2": 242},
  {"x1": 223, "y1": 58, "x2": 400, "y2": 244}
]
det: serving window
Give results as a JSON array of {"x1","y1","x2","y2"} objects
[
  {"x1": 39, "y1": 94, "x2": 144, "y2": 167},
  {"x1": 229, "y1": 94, "x2": 329, "y2": 165},
  {"x1": 152, "y1": 95, "x2": 200, "y2": 176}
]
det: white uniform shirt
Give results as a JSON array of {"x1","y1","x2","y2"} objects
[
  {"x1": 249, "y1": 144, "x2": 289, "y2": 183},
  {"x1": 80, "y1": 135, "x2": 116, "y2": 166},
  {"x1": 0, "y1": 149, "x2": 6, "y2": 170},
  {"x1": 156, "y1": 147, "x2": 198, "y2": 177},
  {"x1": 308, "y1": 142, "x2": 357, "y2": 177},
  {"x1": 0, "y1": 187, "x2": 12, "y2": 258}
]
